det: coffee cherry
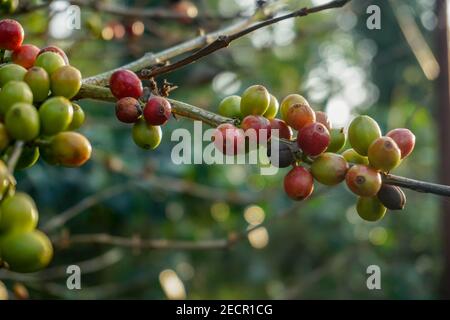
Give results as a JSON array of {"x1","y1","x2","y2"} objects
[
  {"x1": 218, "y1": 95, "x2": 241, "y2": 119},
  {"x1": 68, "y1": 103, "x2": 85, "y2": 130},
  {"x1": 356, "y1": 197, "x2": 387, "y2": 222},
  {"x1": 5, "y1": 103, "x2": 40, "y2": 141},
  {"x1": 0, "y1": 193, "x2": 38, "y2": 233},
  {"x1": 386, "y1": 128, "x2": 415, "y2": 159},
  {"x1": 50, "y1": 65, "x2": 82, "y2": 99},
  {"x1": 38, "y1": 46, "x2": 69, "y2": 65},
  {"x1": 268, "y1": 139, "x2": 295, "y2": 168},
  {"x1": 285, "y1": 102, "x2": 316, "y2": 131},
  {"x1": 280, "y1": 94, "x2": 308, "y2": 121},
  {"x1": 269, "y1": 118, "x2": 292, "y2": 140},
  {"x1": 15, "y1": 145, "x2": 40, "y2": 170},
  {"x1": 109, "y1": 69, "x2": 143, "y2": 99},
  {"x1": 311, "y1": 153, "x2": 349, "y2": 186},
  {"x1": 377, "y1": 184, "x2": 406, "y2": 210},
  {"x1": 23, "y1": 66, "x2": 50, "y2": 102},
  {"x1": 0, "y1": 160, "x2": 10, "y2": 198},
  {"x1": 263, "y1": 94, "x2": 279, "y2": 119},
  {"x1": 368, "y1": 137, "x2": 401, "y2": 172},
  {"x1": 213, "y1": 123, "x2": 245, "y2": 155},
  {"x1": 0, "y1": 123, "x2": 10, "y2": 151},
  {"x1": 0, "y1": 81, "x2": 33, "y2": 116},
  {"x1": 240, "y1": 85, "x2": 270, "y2": 117},
  {"x1": 115, "y1": 97, "x2": 142, "y2": 123},
  {"x1": 348, "y1": 115, "x2": 381, "y2": 156},
  {"x1": 241, "y1": 115, "x2": 271, "y2": 144},
  {"x1": 132, "y1": 119, "x2": 162, "y2": 150},
  {"x1": 326, "y1": 128, "x2": 346, "y2": 153},
  {"x1": 342, "y1": 148, "x2": 369, "y2": 165},
  {"x1": 0, "y1": 64, "x2": 27, "y2": 87},
  {"x1": 0, "y1": 230, "x2": 53, "y2": 273},
  {"x1": 11, "y1": 44, "x2": 40, "y2": 69},
  {"x1": 0, "y1": 19, "x2": 24, "y2": 51},
  {"x1": 345, "y1": 164, "x2": 382, "y2": 197},
  {"x1": 39, "y1": 97, "x2": 73, "y2": 135},
  {"x1": 315, "y1": 111, "x2": 331, "y2": 130},
  {"x1": 41, "y1": 132, "x2": 92, "y2": 167},
  {"x1": 283, "y1": 166, "x2": 314, "y2": 201},
  {"x1": 34, "y1": 52, "x2": 65, "y2": 75},
  {"x1": 297, "y1": 122, "x2": 330, "y2": 157},
  {"x1": 143, "y1": 96, "x2": 172, "y2": 126}
]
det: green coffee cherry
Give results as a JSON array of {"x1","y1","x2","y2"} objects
[
  {"x1": 263, "y1": 94, "x2": 279, "y2": 119},
  {"x1": 0, "y1": 64, "x2": 27, "y2": 87},
  {"x1": 218, "y1": 95, "x2": 241, "y2": 119},
  {"x1": 39, "y1": 96, "x2": 73, "y2": 135},
  {"x1": 34, "y1": 52, "x2": 65, "y2": 75},
  {"x1": 0, "y1": 192, "x2": 38, "y2": 233},
  {"x1": 132, "y1": 119, "x2": 162, "y2": 150},
  {"x1": 68, "y1": 103, "x2": 85, "y2": 130},
  {"x1": 342, "y1": 148, "x2": 369, "y2": 165},
  {"x1": 0, "y1": 81, "x2": 33, "y2": 116},
  {"x1": 240, "y1": 85, "x2": 270, "y2": 117},
  {"x1": 50, "y1": 65, "x2": 82, "y2": 99},
  {"x1": 348, "y1": 115, "x2": 382, "y2": 156},
  {"x1": 368, "y1": 137, "x2": 401, "y2": 172},
  {"x1": 356, "y1": 197, "x2": 387, "y2": 222},
  {"x1": 5, "y1": 103, "x2": 40, "y2": 141},
  {"x1": 24, "y1": 66, "x2": 50, "y2": 102},
  {"x1": 0, "y1": 123, "x2": 10, "y2": 151},
  {"x1": 15, "y1": 145, "x2": 40, "y2": 170},
  {"x1": 327, "y1": 128, "x2": 346, "y2": 153},
  {"x1": 311, "y1": 153, "x2": 349, "y2": 186}
]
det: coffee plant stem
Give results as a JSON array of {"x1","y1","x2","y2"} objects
[{"x1": 6, "y1": 140, "x2": 24, "y2": 173}]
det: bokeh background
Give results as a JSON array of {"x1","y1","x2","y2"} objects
[{"x1": 1, "y1": 0, "x2": 449, "y2": 299}]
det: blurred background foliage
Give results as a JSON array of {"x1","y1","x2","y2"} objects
[{"x1": 0, "y1": 0, "x2": 445, "y2": 299}]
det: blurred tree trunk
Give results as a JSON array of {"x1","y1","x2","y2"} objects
[{"x1": 436, "y1": 0, "x2": 450, "y2": 299}]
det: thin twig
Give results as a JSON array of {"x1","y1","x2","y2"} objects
[{"x1": 7, "y1": 141, "x2": 24, "y2": 173}]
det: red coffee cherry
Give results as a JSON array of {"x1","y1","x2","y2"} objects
[
  {"x1": 38, "y1": 46, "x2": 69, "y2": 65},
  {"x1": 315, "y1": 111, "x2": 332, "y2": 130},
  {"x1": 109, "y1": 69, "x2": 143, "y2": 99},
  {"x1": 297, "y1": 122, "x2": 330, "y2": 157},
  {"x1": 241, "y1": 115, "x2": 271, "y2": 144},
  {"x1": 116, "y1": 97, "x2": 142, "y2": 123},
  {"x1": 213, "y1": 123, "x2": 245, "y2": 156},
  {"x1": 285, "y1": 101, "x2": 316, "y2": 131},
  {"x1": 143, "y1": 96, "x2": 172, "y2": 126},
  {"x1": 11, "y1": 44, "x2": 40, "y2": 69},
  {"x1": 0, "y1": 19, "x2": 24, "y2": 51},
  {"x1": 345, "y1": 164, "x2": 382, "y2": 197},
  {"x1": 283, "y1": 166, "x2": 314, "y2": 201},
  {"x1": 386, "y1": 128, "x2": 415, "y2": 159},
  {"x1": 269, "y1": 118, "x2": 293, "y2": 140}
]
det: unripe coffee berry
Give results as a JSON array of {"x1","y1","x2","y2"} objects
[
  {"x1": 42, "y1": 132, "x2": 92, "y2": 167},
  {"x1": 68, "y1": 103, "x2": 85, "y2": 130},
  {"x1": 14, "y1": 145, "x2": 40, "y2": 170},
  {"x1": 240, "y1": 85, "x2": 270, "y2": 117},
  {"x1": 315, "y1": 111, "x2": 332, "y2": 130},
  {"x1": 116, "y1": 97, "x2": 142, "y2": 123},
  {"x1": 283, "y1": 166, "x2": 314, "y2": 201},
  {"x1": 285, "y1": 102, "x2": 316, "y2": 131},
  {"x1": 0, "y1": 19, "x2": 24, "y2": 50},
  {"x1": 386, "y1": 128, "x2": 415, "y2": 159},
  {"x1": 342, "y1": 148, "x2": 369, "y2": 165},
  {"x1": 0, "y1": 123, "x2": 10, "y2": 151},
  {"x1": 218, "y1": 95, "x2": 241, "y2": 119},
  {"x1": 132, "y1": 119, "x2": 162, "y2": 150},
  {"x1": 280, "y1": 94, "x2": 308, "y2": 121},
  {"x1": 34, "y1": 52, "x2": 66, "y2": 75},
  {"x1": 0, "y1": 81, "x2": 33, "y2": 116},
  {"x1": 213, "y1": 123, "x2": 245, "y2": 156},
  {"x1": 269, "y1": 118, "x2": 293, "y2": 140},
  {"x1": 23, "y1": 67, "x2": 50, "y2": 102},
  {"x1": 109, "y1": 69, "x2": 143, "y2": 99},
  {"x1": 311, "y1": 153, "x2": 349, "y2": 186},
  {"x1": 368, "y1": 137, "x2": 401, "y2": 172},
  {"x1": 345, "y1": 164, "x2": 382, "y2": 197},
  {"x1": 5, "y1": 103, "x2": 40, "y2": 141},
  {"x1": 143, "y1": 96, "x2": 172, "y2": 126},
  {"x1": 241, "y1": 115, "x2": 271, "y2": 145},
  {"x1": 297, "y1": 122, "x2": 330, "y2": 157},
  {"x1": 39, "y1": 97, "x2": 74, "y2": 135},
  {"x1": 50, "y1": 65, "x2": 82, "y2": 99},
  {"x1": 377, "y1": 184, "x2": 406, "y2": 210},
  {"x1": 326, "y1": 128, "x2": 346, "y2": 153},
  {"x1": 11, "y1": 45, "x2": 40, "y2": 69},
  {"x1": 263, "y1": 94, "x2": 279, "y2": 119},
  {"x1": 356, "y1": 197, "x2": 387, "y2": 222},
  {"x1": 348, "y1": 115, "x2": 381, "y2": 156},
  {"x1": 0, "y1": 192, "x2": 38, "y2": 233},
  {"x1": 0, "y1": 64, "x2": 27, "y2": 87},
  {"x1": 38, "y1": 46, "x2": 69, "y2": 65}
]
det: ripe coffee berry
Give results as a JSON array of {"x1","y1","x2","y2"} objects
[
  {"x1": 240, "y1": 85, "x2": 270, "y2": 117},
  {"x1": 24, "y1": 66, "x2": 50, "y2": 102},
  {"x1": 286, "y1": 102, "x2": 316, "y2": 131},
  {"x1": 345, "y1": 165, "x2": 382, "y2": 197},
  {"x1": 109, "y1": 69, "x2": 143, "y2": 99},
  {"x1": 241, "y1": 115, "x2": 271, "y2": 144},
  {"x1": 326, "y1": 128, "x2": 346, "y2": 153},
  {"x1": 267, "y1": 139, "x2": 296, "y2": 168},
  {"x1": 311, "y1": 153, "x2": 349, "y2": 186},
  {"x1": 342, "y1": 148, "x2": 369, "y2": 165},
  {"x1": 315, "y1": 111, "x2": 332, "y2": 130},
  {"x1": 143, "y1": 96, "x2": 172, "y2": 126},
  {"x1": 297, "y1": 122, "x2": 330, "y2": 157},
  {"x1": 377, "y1": 184, "x2": 406, "y2": 210},
  {"x1": 50, "y1": 65, "x2": 82, "y2": 99},
  {"x1": 263, "y1": 94, "x2": 279, "y2": 119},
  {"x1": 12, "y1": 44, "x2": 40, "y2": 69},
  {"x1": 386, "y1": 128, "x2": 415, "y2": 159},
  {"x1": 38, "y1": 46, "x2": 69, "y2": 65},
  {"x1": 0, "y1": 64, "x2": 27, "y2": 87},
  {"x1": 213, "y1": 123, "x2": 245, "y2": 156},
  {"x1": 269, "y1": 118, "x2": 293, "y2": 140},
  {"x1": 280, "y1": 94, "x2": 308, "y2": 121},
  {"x1": 368, "y1": 137, "x2": 401, "y2": 172},
  {"x1": 218, "y1": 95, "x2": 241, "y2": 119},
  {"x1": 348, "y1": 115, "x2": 381, "y2": 156},
  {"x1": 0, "y1": 19, "x2": 24, "y2": 51},
  {"x1": 356, "y1": 197, "x2": 387, "y2": 222},
  {"x1": 116, "y1": 97, "x2": 142, "y2": 123},
  {"x1": 284, "y1": 166, "x2": 314, "y2": 201}
]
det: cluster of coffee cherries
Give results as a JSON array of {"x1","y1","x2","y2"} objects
[
  {"x1": 213, "y1": 85, "x2": 415, "y2": 222},
  {"x1": 0, "y1": 18, "x2": 92, "y2": 273},
  {"x1": 111, "y1": 69, "x2": 172, "y2": 150}
]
